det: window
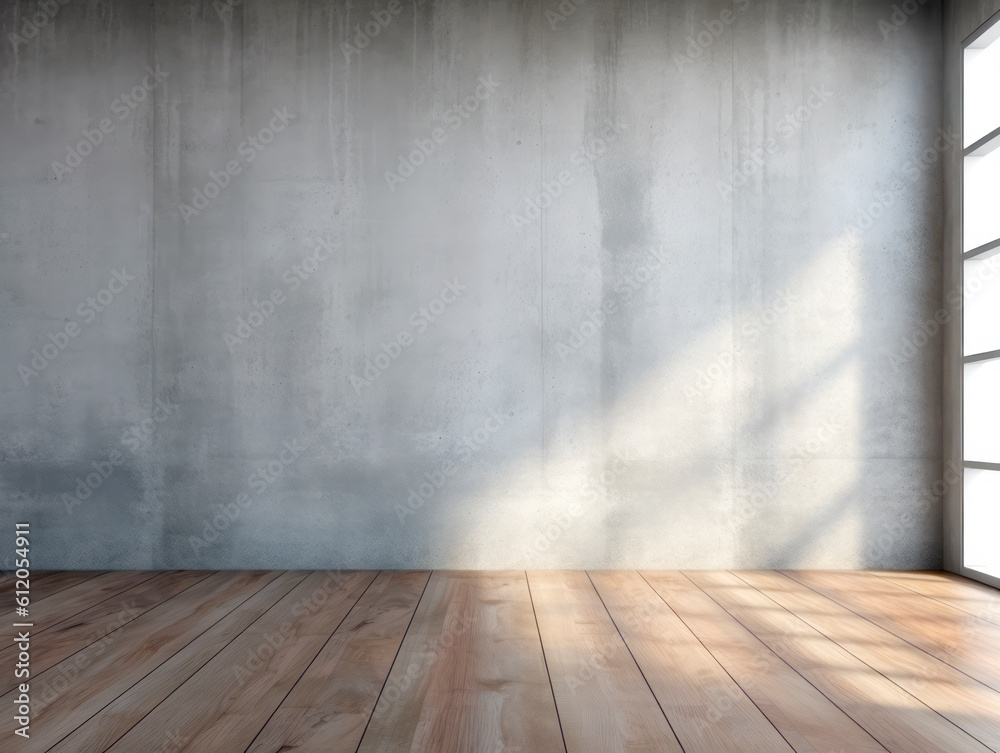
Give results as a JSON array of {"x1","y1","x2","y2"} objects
[{"x1": 962, "y1": 17, "x2": 1000, "y2": 581}]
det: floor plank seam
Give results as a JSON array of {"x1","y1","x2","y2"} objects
[
  {"x1": 866, "y1": 571, "x2": 1000, "y2": 627},
  {"x1": 43, "y1": 571, "x2": 300, "y2": 753},
  {"x1": 352, "y1": 570, "x2": 434, "y2": 753},
  {"x1": 240, "y1": 570, "x2": 381, "y2": 753},
  {"x1": 22, "y1": 571, "x2": 222, "y2": 701},
  {"x1": 741, "y1": 571, "x2": 998, "y2": 752},
  {"x1": 585, "y1": 571, "x2": 689, "y2": 753},
  {"x1": 10, "y1": 570, "x2": 1000, "y2": 753},
  {"x1": 0, "y1": 571, "x2": 217, "y2": 698},
  {"x1": 780, "y1": 570, "x2": 1000, "y2": 695},
  {"x1": 524, "y1": 571, "x2": 569, "y2": 753},
  {"x1": 641, "y1": 571, "x2": 800, "y2": 753},
  {"x1": 27, "y1": 571, "x2": 183, "y2": 640},
  {"x1": 0, "y1": 571, "x2": 108, "y2": 619},
  {"x1": 703, "y1": 571, "x2": 895, "y2": 753}
]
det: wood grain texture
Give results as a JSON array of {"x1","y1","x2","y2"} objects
[
  {"x1": 640, "y1": 570, "x2": 886, "y2": 753},
  {"x1": 6, "y1": 570, "x2": 998, "y2": 753},
  {"x1": 869, "y1": 570, "x2": 1000, "y2": 626},
  {"x1": 0, "y1": 571, "x2": 107, "y2": 613},
  {"x1": 0, "y1": 570, "x2": 157, "y2": 626},
  {"x1": 356, "y1": 570, "x2": 565, "y2": 753},
  {"x1": 787, "y1": 570, "x2": 1000, "y2": 693},
  {"x1": 0, "y1": 570, "x2": 211, "y2": 695},
  {"x1": 104, "y1": 570, "x2": 378, "y2": 753},
  {"x1": 741, "y1": 570, "x2": 1000, "y2": 750},
  {"x1": 689, "y1": 570, "x2": 993, "y2": 753},
  {"x1": 0, "y1": 570, "x2": 283, "y2": 751},
  {"x1": 0, "y1": 569, "x2": 34, "y2": 596},
  {"x1": 527, "y1": 570, "x2": 683, "y2": 753},
  {"x1": 589, "y1": 570, "x2": 794, "y2": 753},
  {"x1": 21, "y1": 571, "x2": 105, "y2": 599},
  {"x1": 246, "y1": 570, "x2": 430, "y2": 753},
  {"x1": 47, "y1": 570, "x2": 308, "y2": 753},
  {"x1": 0, "y1": 570, "x2": 70, "y2": 597}
]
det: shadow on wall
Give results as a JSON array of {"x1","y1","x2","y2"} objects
[{"x1": 0, "y1": 0, "x2": 944, "y2": 570}]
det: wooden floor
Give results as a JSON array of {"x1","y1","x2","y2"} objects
[{"x1": 3, "y1": 570, "x2": 1000, "y2": 752}]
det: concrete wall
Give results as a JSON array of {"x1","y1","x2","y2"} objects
[{"x1": 0, "y1": 0, "x2": 944, "y2": 570}]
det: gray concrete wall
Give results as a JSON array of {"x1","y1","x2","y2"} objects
[{"x1": 0, "y1": 0, "x2": 944, "y2": 570}]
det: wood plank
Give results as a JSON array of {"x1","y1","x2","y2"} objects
[
  {"x1": 356, "y1": 570, "x2": 565, "y2": 753},
  {"x1": 589, "y1": 570, "x2": 794, "y2": 753},
  {"x1": 47, "y1": 570, "x2": 308, "y2": 753},
  {"x1": 640, "y1": 570, "x2": 886, "y2": 753},
  {"x1": 787, "y1": 570, "x2": 1000, "y2": 693},
  {"x1": 0, "y1": 570, "x2": 156, "y2": 626},
  {"x1": 0, "y1": 570, "x2": 64, "y2": 597},
  {"x1": 8, "y1": 569, "x2": 998, "y2": 753},
  {"x1": 688, "y1": 570, "x2": 993, "y2": 753},
  {"x1": 869, "y1": 570, "x2": 1000, "y2": 626},
  {"x1": 527, "y1": 570, "x2": 683, "y2": 753},
  {"x1": 741, "y1": 570, "x2": 1000, "y2": 750},
  {"x1": 245, "y1": 570, "x2": 430, "y2": 753},
  {"x1": 0, "y1": 570, "x2": 284, "y2": 751},
  {"x1": 0, "y1": 569, "x2": 29, "y2": 595},
  {"x1": 0, "y1": 571, "x2": 107, "y2": 612},
  {"x1": 0, "y1": 571, "x2": 27, "y2": 609},
  {"x1": 0, "y1": 570, "x2": 212, "y2": 694},
  {"x1": 103, "y1": 570, "x2": 378, "y2": 753},
  {"x1": 28, "y1": 571, "x2": 107, "y2": 600}
]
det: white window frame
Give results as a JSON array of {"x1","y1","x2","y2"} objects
[{"x1": 958, "y1": 10, "x2": 1000, "y2": 589}]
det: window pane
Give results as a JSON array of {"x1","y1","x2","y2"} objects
[
  {"x1": 964, "y1": 255, "x2": 1000, "y2": 356},
  {"x1": 965, "y1": 40, "x2": 1000, "y2": 147},
  {"x1": 964, "y1": 358, "x2": 1000, "y2": 463},
  {"x1": 963, "y1": 151, "x2": 1000, "y2": 252},
  {"x1": 964, "y1": 468, "x2": 1000, "y2": 578}
]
